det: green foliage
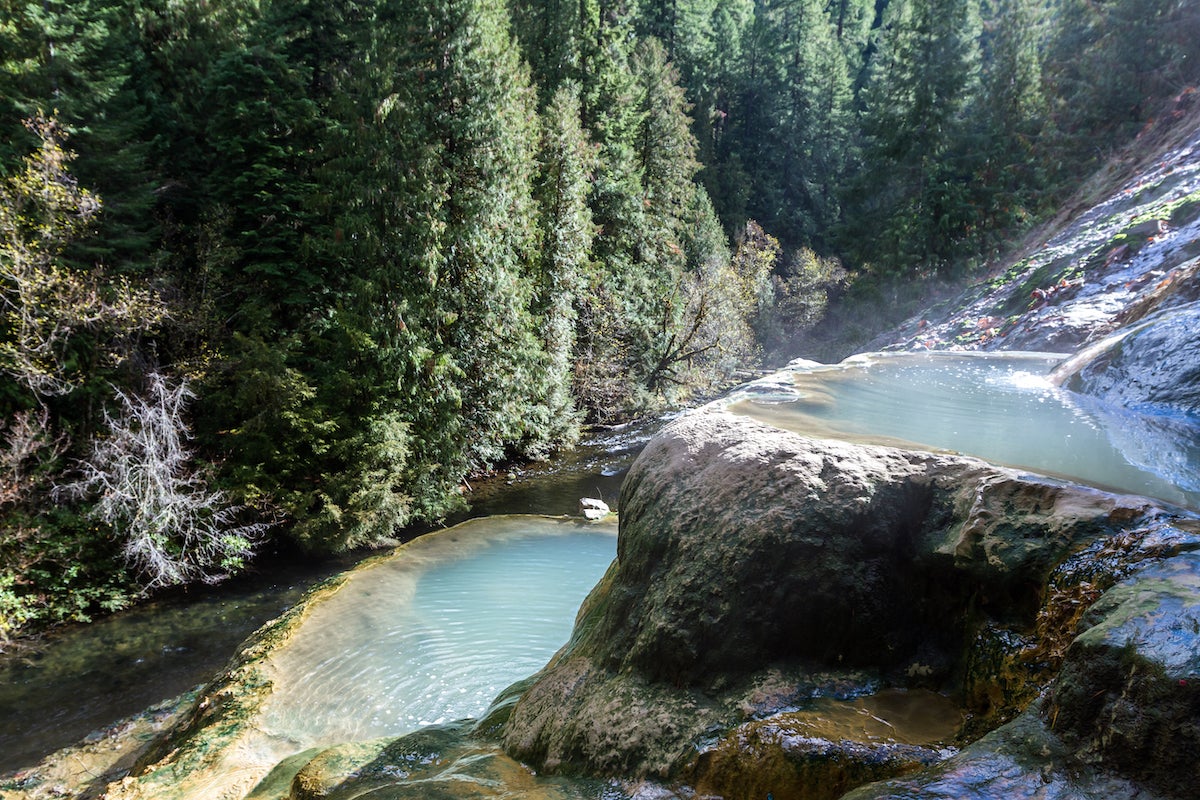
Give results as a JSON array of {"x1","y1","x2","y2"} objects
[
  {"x1": 533, "y1": 85, "x2": 594, "y2": 450},
  {"x1": 1045, "y1": 0, "x2": 1200, "y2": 153},
  {"x1": 849, "y1": 0, "x2": 984, "y2": 271},
  {"x1": 0, "y1": 411, "x2": 132, "y2": 641},
  {"x1": 0, "y1": 115, "x2": 162, "y2": 403},
  {"x1": 2, "y1": 0, "x2": 1194, "y2": 639}
]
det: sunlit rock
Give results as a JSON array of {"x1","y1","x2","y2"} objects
[
  {"x1": 1049, "y1": 551, "x2": 1200, "y2": 798},
  {"x1": 1055, "y1": 301, "x2": 1200, "y2": 418},
  {"x1": 578, "y1": 497, "x2": 611, "y2": 520},
  {"x1": 502, "y1": 410, "x2": 1198, "y2": 798}
]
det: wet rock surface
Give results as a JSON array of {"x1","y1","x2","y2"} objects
[
  {"x1": 501, "y1": 411, "x2": 1200, "y2": 797},
  {"x1": 840, "y1": 707, "x2": 1172, "y2": 800},
  {"x1": 275, "y1": 724, "x2": 603, "y2": 800},
  {"x1": 1054, "y1": 302, "x2": 1200, "y2": 418},
  {"x1": 688, "y1": 691, "x2": 960, "y2": 800},
  {"x1": 1048, "y1": 552, "x2": 1200, "y2": 798}
]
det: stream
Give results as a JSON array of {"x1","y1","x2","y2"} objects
[{"x1": 0, "y1": 418, "x2": 660, "y2": 775}]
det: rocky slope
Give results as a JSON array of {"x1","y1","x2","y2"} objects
[{"x1": 875, "y1": 89, "x2": 1200, "y2": 357}]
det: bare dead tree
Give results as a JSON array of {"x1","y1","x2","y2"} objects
[
  {"x1": 64, "y1": 374, "x2": 268, "y2": 590},
  {"x1": 0, "y1": 410, "x2": 65, "y2": 508}
]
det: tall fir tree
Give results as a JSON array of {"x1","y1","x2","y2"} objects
[
  {"x1": 186, "y1": 0, "x2": 394, "y2": 552},
  {"x1": 972, "y1": 0, "x2": 1050, "y2": 236},
  {"x1": 532, "y1": 85, "x2": 594, "y2": 450},
  {"x1": 1045, "y1": 0, "x2": 1200, "y2": 162},
  {"x1": 849, "y1": 0, "x2": 983, "y2": 271},
  {"x1": 352, "y1": 0, "x2": 550, "y2": 512}
]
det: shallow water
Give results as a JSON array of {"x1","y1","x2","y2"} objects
[
  {"x1": 0, "y1": 419, "x2": 657, "y2": 775},
  {"x1": 795, "y1": 689, "x2": 962, "y2": 747},
  {"x1": 729, "y1": 352, "x2": 1200, "y2": 510},
  {"x1": 0, "y1": 562, "x2": 338, "y2": 774},
  {"x1": 258, "y1": 516, "x2": 617, "y2": 747}
]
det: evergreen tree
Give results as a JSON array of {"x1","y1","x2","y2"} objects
[
  {"x1": 509, "y1": 0, "x2": 587, "y2": 104},
  {"x1": 533, "y1": 85, "x2": 594, "y2": 450},
  {"x1": 972, "y1": 0, "x2": 1050, "y2": 235},
  {"x1": 692, "y1": 0, "x2": 754, "y2": 228},
  {"x1": 353, "y1": 0, "x2": 550, "y2": 512},
  {"x1": 170, "y1": 0, "x2": 391, "y2": 552},
  {"x1": 770, "y1": 0, "x2": 853, "y2": 244},
  {"x1": 0, "y1": 0, "x2": 160, "y2": 268},
  {"x1": 1045, "y1": 0, "x2": 1200, "y2": 162},
  {"x1": 849, "y1": 0, "x2": 983, "y2": 271}
]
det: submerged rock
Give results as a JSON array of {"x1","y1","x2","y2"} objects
[
  {"x1": 279, "y1": 723, "x2": 606, "y2": 800},
  {"x1": 501, "y1": 410, "x2": 1200, "y2": 797},
  {"x1": 688, "y1": 691, "x2": 960, "y2": 800},
  {"x1": 840, "y1": 705, "x2": 1171, "y2": 800}
]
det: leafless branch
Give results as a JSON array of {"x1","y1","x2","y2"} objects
[{"x1": 63, "y1": 374, "x2": 268, "y2": 590}]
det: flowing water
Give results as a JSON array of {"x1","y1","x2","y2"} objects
[{"x1": 727, "y1": 351, "x2": 1200, "y2": 510}]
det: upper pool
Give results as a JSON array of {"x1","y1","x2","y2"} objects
[{"x1": 726, "y1": 351, "x2": 1200, "y2": 511}]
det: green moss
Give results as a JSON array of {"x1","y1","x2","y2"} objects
[
  {"x1": 1127, "y1": 189, "x2": 1200, "y2": 228},
  {"x1": 124, "y1": 571, "x2": 351, "y2": 790}
]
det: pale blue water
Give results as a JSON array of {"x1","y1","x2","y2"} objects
[
  {"x1": 1, "y1": 416, "x2": 651, "y2": 774},
  {"x1": 729, "y1": 352, "x2": 1200, "y2": 510},
  {"x1": 258, "y1": 515, "x2": 616, "y2": 747}
]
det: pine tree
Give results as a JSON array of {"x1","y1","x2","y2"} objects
[
  {"x1": 1045, "y1": 0, "x2": 1200, "y2": 162},
  {"x1": 849, "y1": 0, "x2": 983, "y2": 271},
  {"x1": 533, "y1": 85, "x2": 594, "y2": 450},
  {"x1": 352, "y1": 0, "x2": 549, "y2": 509},
  {"x1": 972, "y1": 0, "x2": 1049, "y2": 234}
]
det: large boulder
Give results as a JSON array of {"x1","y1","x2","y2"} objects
[
  {"x1": 501, "y1": 411, "x2": 1197, "y2": 797},
  {"x1": 1048, "y1": 552, "x2": 1200, "y2": 797}
]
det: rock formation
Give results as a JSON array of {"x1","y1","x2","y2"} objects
[{"x1": 500, "y1": 411, "x2": 1200, "y2": 798}]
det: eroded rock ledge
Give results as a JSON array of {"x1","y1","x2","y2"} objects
[{"x1": 501, "y1": 411, "x2": 1200, "y2": 799}]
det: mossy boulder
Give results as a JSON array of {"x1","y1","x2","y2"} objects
[
  {"x1": 501, "y1": 410, "x2": 1196, "y2": 796},
  {"x1": 1048, "y1": 553, "x2": 1200, "y2": 798}
]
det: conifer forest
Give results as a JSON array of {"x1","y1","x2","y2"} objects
[{"x1": 1, "y1": 0, "x2": 1198, "y2": 638}]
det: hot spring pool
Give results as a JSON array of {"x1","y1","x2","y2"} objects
[
  {"x1": 257, "y1": 515, "x2": 617, "y2": 748},
  {"x1": 727, "y1": 351, "x2": 1200, "y2": 510}
]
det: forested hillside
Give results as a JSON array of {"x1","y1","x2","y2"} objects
[{"x1": 1, "y1": 0, "x2": 1198, "y2": 638}]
